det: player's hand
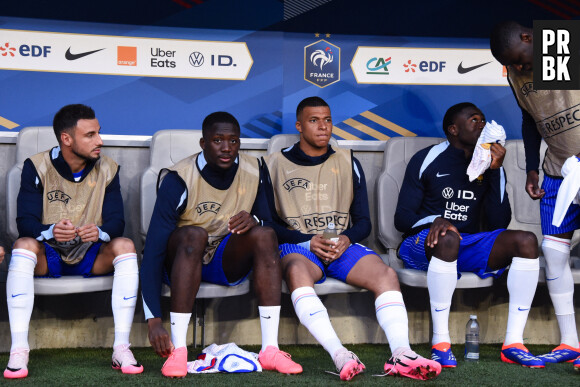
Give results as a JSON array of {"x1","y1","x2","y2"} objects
[
  {"x1": 0, "y1": 246, "x2": 4, "y2": 265},
  {"x1": 53, "y1": 219, "x2": 77, "y2": 242},
  {"x1": 228, "y1": 211, "x2": 257, "y2": 235},
  {"x1": 525, "y1": 170, "x2": 545, "y2": 200},
  {"x1": 426, "y1": 217, "x2": 462, "y2": 248},
  {"x1": 326, "y1": 234, "x2": 351, "y2": 262},
  {"x1": 489, "y1": 143, "x2": 506, "y2": 169},
  {"x1": 76, "y1": 223, "x2": 100, "y2": 242},
  {"x1": 310, "y1": 234, "x2": 336, "y2": 263},
  {"x1": 148, "y1": 317, "x2": 174, "y2": 357}
]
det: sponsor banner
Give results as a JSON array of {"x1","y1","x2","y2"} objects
[
  {"x1": 0, "y1": 29, "x2": 253, "y2": 80},
  {"x1": 351, "y1": 46, "x2": 507, "y2": 86}
]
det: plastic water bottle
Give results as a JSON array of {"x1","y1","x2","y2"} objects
[
  {"x1": 464, "y1": 315, "x2": 480, "y2": 361},
  {"x1": 322, "y1": 222, "x2": 339, "y2": 243}
]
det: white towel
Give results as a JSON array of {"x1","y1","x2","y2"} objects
[
  {"x1": 187, "y1": 343, "x2": 262, "y2": 373},
  {"x1": 552, "y1": 155, "x2": 580, "y2": 227},
  {"x1": 466, "y1": 120, "x2": 507, "y2": 181}
]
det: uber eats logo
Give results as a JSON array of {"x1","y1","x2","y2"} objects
[
  {"x1": 442, "y1": 188, "x2": 475, "y2": 222},
  {"x1": 151, "y1": 48, "x2": 176, "y2": 68},
  {"x1": 534, "y1": 20, "x2": 580, "y2": 90}
]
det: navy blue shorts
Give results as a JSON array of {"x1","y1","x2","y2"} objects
[
  {"x1": 540, "y1": 175, "x2": 580, "y2": 235},
  {"x1": 39, "y1": 242, "x2": 103, "y2": 278},
  {"x1": 163, "y1": 233, "x2": 249, "y2": 286},
  {"x1": 398, "y1": 228, "x2": 506, "y2": 279},
  {"x1": 279, "y1": 242, "x2": 379, "y2": 283}
]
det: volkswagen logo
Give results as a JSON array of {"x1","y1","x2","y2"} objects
[
  {"x1": 442, "y1": 187, "x2": 454, "y2": 199},
  {"x1": 189, "y1": 52, "x2": 204, "y2": 67}
]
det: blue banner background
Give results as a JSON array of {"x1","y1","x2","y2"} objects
[{"x1": 0, "y1": 17, "x2": 521, "y2": 139}]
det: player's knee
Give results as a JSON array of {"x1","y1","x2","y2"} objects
[
  {"x1": 377, "y1": 264, "x2": 399, "y2": 286},
  {"x1": 432, "y1": 232, "x2": 460, "y2": 257},
  {"x1": 109, "y1": 237, "x2": 136, "y2": 256},
  {"x1": 282, "y1": 257, "x2": 307, "y2": 280},
  {"x1": 514, "y1": 231, "x2": 538, "y2": 258},
  {"x1": 248, "y1": 226, "x2": 277, "y2": 247},
  {"x1": 13, "y1": 237, "x2": 40, "y2": 252}
]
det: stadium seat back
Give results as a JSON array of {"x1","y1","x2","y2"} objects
[
  {"x1": 6, "y1": 127, "x2": 58, "y2": 240},
  {"x1": 377, "y1": 137, "x2": 444, "y2": 250},
  {"x1": 140, "y1": 129, "x2": 202, "y2": 241}
]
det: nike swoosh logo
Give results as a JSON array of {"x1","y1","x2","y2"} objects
[
  {"x1": 404, "y1": 355, "x2": 419, "y2": 360},
  {"x1": 435, "y1": 307, "x2": 448, "y2": 312},
  {"x1": 436, "y1": 172, "x2": 450, "y2": 177},
  {"x1": 65, "y1": 47, "x2": 105, "y2": 60},
  {"x1": 11, "y1": 293, "x2": 26, "y2": 298},
  {"x1": 123, "y1": 296, "x2": 137, "y2": 300},
  {"x1": 457, "y1": 61, "x2": 492, "y2": 74},
  {"x1": 171, "y1": 322, "x2": 176, "y2": 325},
  {"x1": 260, "y1": 315, "x2": 271, "y2": 319},
  {"x1": 310, "y1": 310, "x2": 324, "y2": 316},
  {"x1": 518, "y1": 307, "x2": 530, "y2": 311},
  {"x1": 546, "y1": 277, "x2": 558, "y2": 281}
]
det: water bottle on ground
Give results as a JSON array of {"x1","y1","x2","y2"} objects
[
  {"x1": 322, "y1": 222, "x2": 339, "y2": 243},
  {"x1": 464, "y1": 314, "x2": 480, "y2": 361}
]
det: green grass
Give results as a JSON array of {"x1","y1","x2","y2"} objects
[{"x1": 0, "y1": 344, "x2": 578, "y2": 386}]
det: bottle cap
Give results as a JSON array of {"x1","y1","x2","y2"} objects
[
  {"x1": 470, "y1": 314, "x2": 477, "y2": 319},
  {"x1": 328, "y1": 222, "x2": 335, "y2": 229}
]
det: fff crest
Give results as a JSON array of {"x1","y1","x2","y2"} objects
[{"x1": 304, "y1": 39, "x2": 340, "y2": 88}]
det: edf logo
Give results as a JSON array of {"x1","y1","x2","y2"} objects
[
  {"x1": 404, "y1": 59, "x2": 446, "y2": 72},
  {"x1": 534, "y1": 20, "x2": 580, "y2": 90},
  {"x1": 0, "y1": 42, "x2": 51, "y2": 58},
  {"x1": 419, "y1": 61, "x2": 446, "y2": 72},
  {"x1": 20, "y1": 44, "x2": 51, "y2": 57}
]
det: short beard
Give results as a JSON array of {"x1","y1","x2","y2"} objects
[{"x1": 72, "y1": 147, "x2": 100, "y2": 163}]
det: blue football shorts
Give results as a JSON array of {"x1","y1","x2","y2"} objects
[
  {"x1": 279, "y1": 242, "x2": 379, "y2": 283},
  {"x1": 398, "y1": 228, "x2": 507, "y2": 279},
  {"x1": 163, "y1": 233, "x2": 249, "y2": 286},
  {"x1": 39, "y1": 241, "x2": 103, "y2": 278},
  {"x1": 540, "y1": 175, "x2": 580, "y2": 235}
]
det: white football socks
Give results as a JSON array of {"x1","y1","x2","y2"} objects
[
  {"x1": 427, "y1": 257, "x2": 457, "y2": 345},
  {"x1": 6, "y1": 249, "x2": 37, "y2": 351},
  {"x1": 111, "y1": 253, "x2": 139, "y2": 347},
  {"x1": 170, "y1": 312, "x2": 192, "y2": 349},
  {"x1": 375, "y1": 291, "x2": 410, "y2": 352},
  {"x1": 258, "y1": 305, "x2": 281, "y2": 352},
  {"x1": 542, "y1": 236, "x2": 578, "y2": 346},
  {"x1": 504, "y1": 257, "x2": 539, "y2": 345},
  {"x1": 291, "y1": 287, "x2": 344, "y2": 358}
]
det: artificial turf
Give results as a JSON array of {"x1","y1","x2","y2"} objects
[{"x1": 0, "y1": 344, "x2": 578, "y2": 386}]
